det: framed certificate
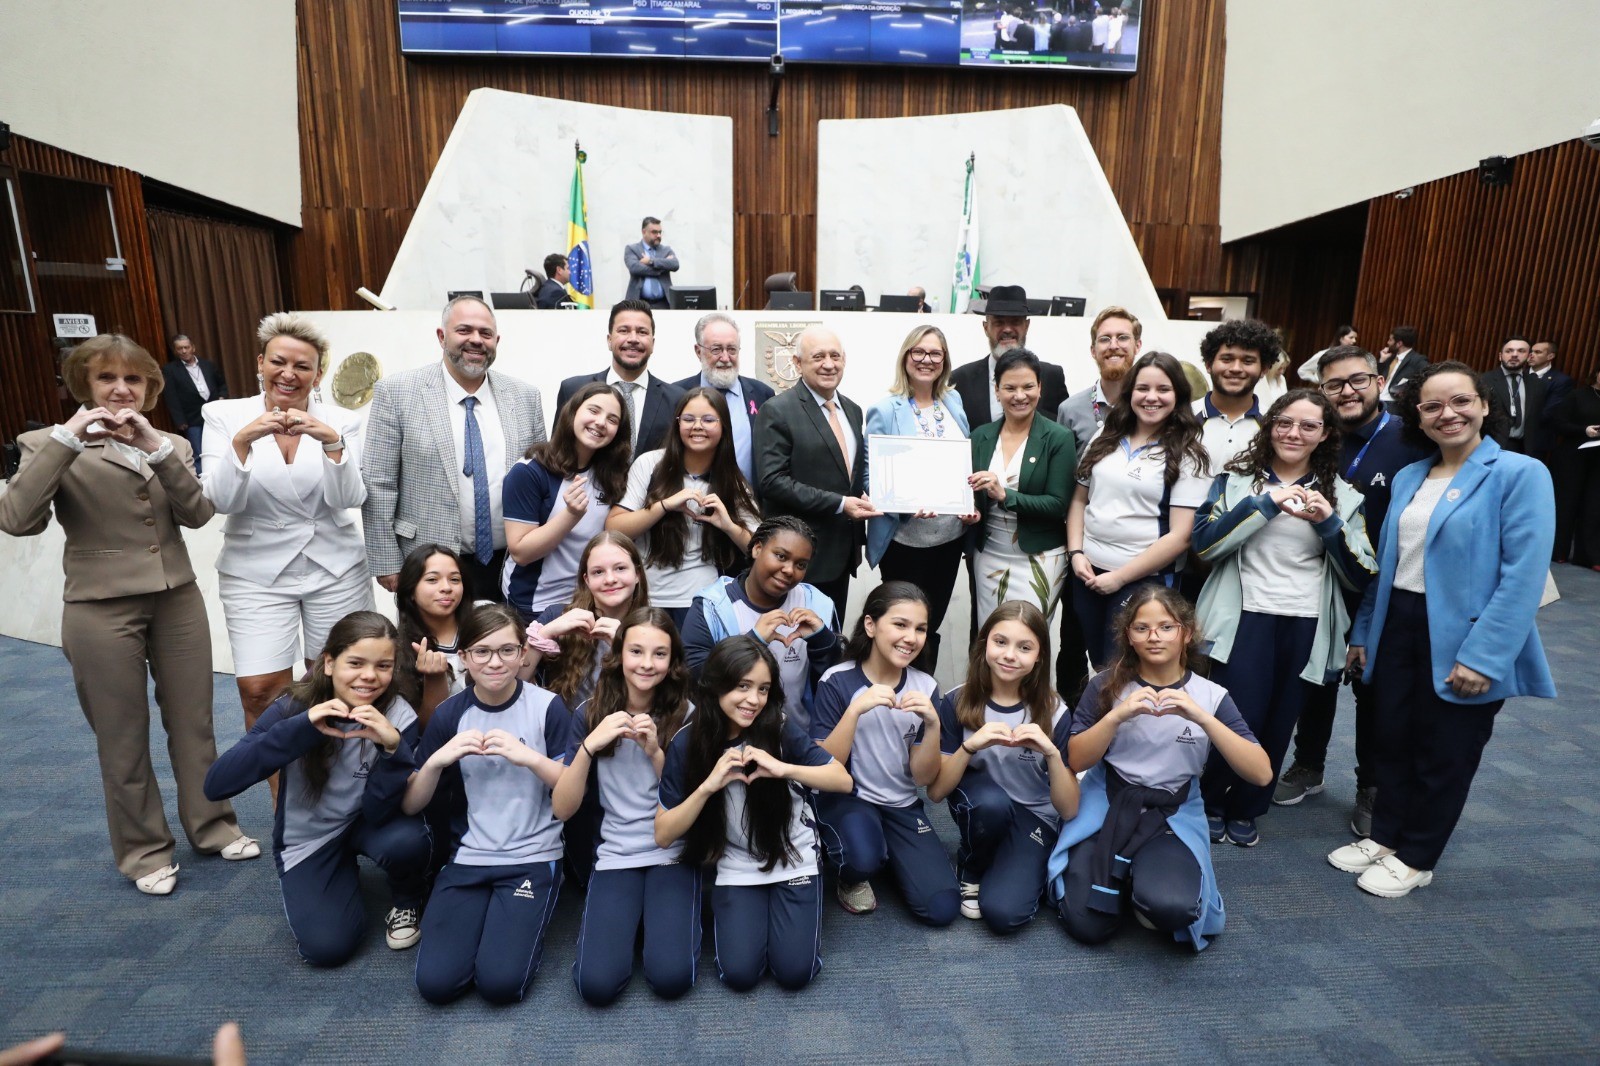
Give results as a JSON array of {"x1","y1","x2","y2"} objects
[{"x1": 867, "y1": 434, "x2": 975, "y2": 515}]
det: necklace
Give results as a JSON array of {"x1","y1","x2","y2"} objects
[{"x1": 909, "y1": 397, "x2": 946, "y2": 438}]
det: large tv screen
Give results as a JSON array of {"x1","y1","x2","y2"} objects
[{"x1": 397, "y1": 0, "x2": 1141, "y2": 72}]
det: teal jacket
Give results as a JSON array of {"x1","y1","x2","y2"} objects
[
  {"x1": 1192, "y1": 471, "x2": 1376, "y2": 684},
  {"x1": 968, "y1": 415, "x2": 1076, "y2": 556}
]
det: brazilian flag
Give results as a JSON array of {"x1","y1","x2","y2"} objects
[{"x1": 566, "y1": 145, "x2": 594, "y2": 309}]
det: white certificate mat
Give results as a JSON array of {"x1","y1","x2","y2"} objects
[{"x1": 867, "y1": 434, "x2": 974, "y2": 515}]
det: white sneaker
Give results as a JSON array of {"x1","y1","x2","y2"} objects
[
  {"x1": 135, "y1": 863, "x2": 180, "y2": 896},
  {"x1": 1327, "y1": 838, "x2": 1395, "y2": 874},
  {"x1": 1357, "y1": 855, "x2": 1433, "y2": 899},
  {"x1": 220, "y1": 835, "x2": 261, "y2": 861},
  {"x1": 385, "y1": 907, "x2": 421, "y2": 950},
  {"x1": 959, "y1": 881, "x2": 982, "y2": 921},
  {"x1": 836, "y1": 880, "x2": 877, "y2": 915}
]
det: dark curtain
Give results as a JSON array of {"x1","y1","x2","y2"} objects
[{"x1": 146, "y1": 208, "x2": 284, "y2": 397}]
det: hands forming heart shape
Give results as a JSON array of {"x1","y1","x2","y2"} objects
[
  {"x1": 84, "y1": 407, "x2": 141, "y2": 443},
  {"x1": 759, "y1": 607, "x2": 822, "y2": 647}
]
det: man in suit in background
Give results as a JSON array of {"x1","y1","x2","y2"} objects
[
  {"x1": 1482, "y1": 335, "x2": 1548, "y2": 455},
  {"x1": 623, "y1": 216, "x2": 678, "y2": 310},
  {"x1": 1531, "y1": 339, "x2": 1573, "y2": 420},
  {"x1": 1379, "y1": 325, "x2": 1427, "y2": 408},
  {"x1": 672, "y1": 311, "x2": 774, "y2": 484},
  {"x1": 536, "y1": 254, "x2": 571, "y2": 309},
  {"x1": 908, "y1": 286, "x2": 932, "y2": 314},
  {"x1": 949, "y1": 284, "x2": 1069, "y2": 430},
  {"x1": 557, "y1": 299, "x2": 685, "y2": 456},
  {"x1": 160, "y1": 333, "x2": 228, "y2": 471},
  {"x1": 362, "y1": 295, "x2": 546, "y2": 601},
  {"x1": 755, "y1": 326, "x2": 880, "y2": 612}
]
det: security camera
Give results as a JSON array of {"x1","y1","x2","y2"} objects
[{"x1": 1583, "y1": 117, "x2": 1600, "y2": 153}]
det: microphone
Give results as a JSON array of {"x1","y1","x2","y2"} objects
[{"x1": 732, "y1": 280, "x2": 748, "y2": 310}]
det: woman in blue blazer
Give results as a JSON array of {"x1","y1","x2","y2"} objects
[
  {"x1": 865, "y1": 325, "x2": 973, "y2": 673},
  {"x1": 1330, "y1": 361, "x2": 1555, "y2": 899}
]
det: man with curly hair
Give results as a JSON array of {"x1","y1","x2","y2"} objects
[{"x1": 1193, "y1": 318, "x2": 1279, "y2": 474}]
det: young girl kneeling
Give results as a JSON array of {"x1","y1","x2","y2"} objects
[
  {"x1": 552, "y1": 608, "x2": 698, "y2": 1006},
  {"x1": 655, "y1": 637, "x2": 853, "y2": 991},
  {"x1": 204, "y1": 611, "x2": 431, "y2": 965},
  {"x1": 1047, "y1": 586, "x2": 1270, "y2": 950},
  {"x1": 405, "y1": 604, "x2": 577, "y2": 1004},
  {"x1": 929, "y1": 602, "x2": 1079, "y2": 935},
  {"x1": 812, "y1": 582, "x2": 959, "y2": 924}
]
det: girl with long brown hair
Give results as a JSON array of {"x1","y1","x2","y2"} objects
[
  {"x1": 927, "y1": 602, "x2": 1078, "y2": 935},
  {"x1": 1049, "y1": 586, "x2": 1269, "y2": 950}
]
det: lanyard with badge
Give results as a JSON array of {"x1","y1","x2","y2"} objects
[{"x1": 1343, "y1": 412, "x2": 1389, "y2": 481}]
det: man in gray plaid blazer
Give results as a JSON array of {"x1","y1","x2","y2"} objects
[{"x1": 361, "y1": 296, "x2": 546, "y2": 602}]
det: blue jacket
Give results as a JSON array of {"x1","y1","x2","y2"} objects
[
  {"x1": 863, "y1": 390, "x2": 971, "y2": 566},
  {"x1": 1046, "y1": 763, "x2": 1225, "y2": 952},
  {"x1": 681, "y1": 573, "x2": 839, "y2": 715},
  {"x1": 1351, "y1": 437, "x2": 1555, "y2": 703}
]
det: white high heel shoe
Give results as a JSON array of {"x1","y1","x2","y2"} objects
[{"x1": 135, "y1": 863, "x2": 180, "y2": 896}]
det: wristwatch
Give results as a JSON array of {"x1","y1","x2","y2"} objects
[{"x1": 322, "y1": 435, "x2": 345, "y2": 453}]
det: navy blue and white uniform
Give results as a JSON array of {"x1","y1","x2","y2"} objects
[
  {"x1": 566, "y1": 700, "x2": 700, "y2": 1006},
  {"x1": 810, "y1": 663, "x2": 959, "y2": 926},
  {"x1": 658, "y1": 717, "x2": 836, "y2": 991},
  {"x1": 412, "y1": 681, "x2": 576, "y2": 1005},
  {"x1": 204, "y1": 694, "x2": 431, "y2": 967},
  {"x1": 501, "y1": 458, "x2": 610, "y2": 617},
  {"x1": 937, "y1": 686, "x2": 1071, "y2": 935}
]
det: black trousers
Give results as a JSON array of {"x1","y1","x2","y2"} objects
[
  {"x1": 460, "y1": 548, "x2": 508, "y2": 607},
  {"x1": 1292, "y1": 675, "x2": 1378, "y2": 789},
  {"x1": 1368, "y1": 589, "x2": 1501, "y2": 871},
  {"x1": 878, "y1": 537, "x2": 964, "y2": 675},
  {"x1": 1057, "y1": 830, "x2": 1201, "y2": 945}
]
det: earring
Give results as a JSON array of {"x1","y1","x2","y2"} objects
[
  {"x1": 257, "y1": 372, "x2": 265, "y2": 393},
  {"x1": 313, "y1": 383, "x2": 323, "y2": 404}
]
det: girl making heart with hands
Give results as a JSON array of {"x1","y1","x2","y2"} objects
[
  {"x1": 524, "y1": 531, "x2": 651, "y2": 712},
  {"x1": 930, "y1": 602, "x2": 1078, "y2": 935},
  {"x1": 607, "y1": 388, "x2": 760, "y2": 628},
  {"x1": 682, "y1": 516, "x2": 841, "y2": 730},
  {"x1": 552, "y1": 607, "x2": 696, "y2": 1006},
  {"x1": 1049, "y1": 586, "x2": 1269, "y2": 950},
  {"x1": 404, "y1": 604, "x2": 578, "y2": 1005},
  {"x1": 810, "y1": 582, "x2": 960, "y2": 923},
  {"x1": 655, "y1": 637, "x2": 852, "y2": 992}
]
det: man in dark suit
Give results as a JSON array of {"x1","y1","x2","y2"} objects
[
  {"x1": 1379, "y1": 325, "x2": 1428, "y2": 408},
  {"x1": 1531, "y1": 339, "x2": 1573, "y2": 418},
  {"x1": 160, "y1": 333, "x2": 228, "y2": 471},
  {"x1": 672, "y1": 311, "x2": 774, "y2": 484},
  {"x1": 754, "y1": 325, "x2": 880, "y2": 613},
  {"x1": 536, "y1": 254, "x2": 571, "y2": 309},
  {"x1": 1482, "y1": 335, "x2": 1548, "y2": 455},
  {"x1": 622, "y1": 216, "x2": 678, "y2": 309},
  {"x1": 949, "y1": 284, "x2": 1069, "y2": 431},
  {"x1": 557, "y1": 299, "x2": 684, "y2": 457}
]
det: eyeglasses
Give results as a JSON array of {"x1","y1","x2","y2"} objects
[
  {"x1": 1096, "y1": 333, "x2": 1135, "y2": 346},
  {"x1": 697, "y1": 344, "x2": 739, "y2": 357},
  {"x1": 463, "y1": 645, "x2": 522, "y2": 664},
  {"x1": 1416, "y1": 394, "x2": 1480, "y2": 418},
  {"x1": 1128, "y1": 622, "x2": 1182, "y2": 639},
  {"x1": 1320, "y1": 373, "x2": 1375, "y2": 396},
  {"x1": 679, "y1": 414, "x2": 721, "y2": 427},
  {"x1": 1270, "y1": 417, "x2": 1325, "y2": 436},
  {"x1": 907, "y1": 347, "x2": 946, "y2": 364}
]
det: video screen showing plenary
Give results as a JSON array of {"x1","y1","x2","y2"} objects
[{"x1": 397, "y1": 0, "x2": 1141, "y2": 71}]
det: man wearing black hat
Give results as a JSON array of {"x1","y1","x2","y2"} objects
[{"x1": 949, "y1": 284, "x2": 1069, "y2": 429}]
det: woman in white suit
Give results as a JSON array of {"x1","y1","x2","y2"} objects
[
  {"x1": 202, "y1": 313, "x2": 373, "y2": 745},
  {"x1": 864, "y1": 324, "x2": 974, "y2": 673}
]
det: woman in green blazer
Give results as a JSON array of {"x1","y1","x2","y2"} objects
[{"x1": 968, "y1": 348, "x2": 1078, "y2": 624}]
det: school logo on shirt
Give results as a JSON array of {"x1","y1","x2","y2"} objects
[
  {"x1": 354, "y1": 760, "x2": 371, "y2": 779},
  {"x1": 786, "y1": 875, "x2": 814, "y2": 887},
  {"x1": 513, "y1": 879, "x2": 538, "y2": 900},
  {"x1": 1016, "y1": 749, "x2": 1039, "y2": 763},
  {"x1": 1175, "y1": 726, "x2": 1197, "y2": 745},
  {"x1": 916, "y1": 818, "x2": 933, "y2": 835},
  {"x1": 902, "y1": 726, "x2": 920, "y2": 746},
  {"x1": 1370, "y1": 473, "x2": 1387, "y2": 487},
  {"x1": 1028, "y1": 827, "x2": 1045, "y2": 846},
  {"x1": 781, "y1": 643, "x2": 801, "y2": 665}
]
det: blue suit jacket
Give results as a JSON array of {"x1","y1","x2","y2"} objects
[
  {"x1": 862, "y1": 391, "x2": 971, "y2": 566},
  {"x1": 1352, "y1": 437, "x2": 1555, "y2": 703}
]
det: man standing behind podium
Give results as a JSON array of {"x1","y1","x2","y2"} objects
[
  {"x1": 362, "y1": 295, "x2": 546, "y2": 600},
  {"x1": 755, "y1": 326, "x2": 880, "y2": 612},
  {"x1": 624, "y1": 216, "x2": 678, "y2": 310},
  {"x1": 673, "y1": 312, "x2": 774, "y2": 483},
  {"x1": 949, "y1": 284, "x2": 1068, "y2": 427}
]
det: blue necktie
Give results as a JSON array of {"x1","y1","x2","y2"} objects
[{"x1": 462, "y1": 396, "x2": 493, "y2": 566}]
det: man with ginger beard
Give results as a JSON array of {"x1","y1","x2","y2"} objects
[
  {"x1": 673, "y1": 311, "x2": 774, "y2": 484},
  {"x1": 1056, "y1": 306, "x2": 1141, "y2": 452},
  {"x1": 558, "y1": 299, "x2": 685, "y2": 456},
  {"x1": 949, "y1": 284, "x2": 1068, "y2": 429},
  {"x1": 362, "y1": 295, "x2": 546, "y2": 601}
]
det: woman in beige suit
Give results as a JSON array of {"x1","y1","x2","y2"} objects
[{"x1": 0, "y1": 335, "x2": 258, "y2": 896}]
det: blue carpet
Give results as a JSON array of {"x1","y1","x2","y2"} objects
[{"x1": 2, "y1": 571, "x2": 1598, "y2": 1064}]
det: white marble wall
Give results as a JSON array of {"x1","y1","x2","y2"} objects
[
  {"x1": 379, "y1": 89, "x2": 735, "y2": 313},
  {"x1": 815, "y1": 105, "x2": 1165, "y2": 327}
]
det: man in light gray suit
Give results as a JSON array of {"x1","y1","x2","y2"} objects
[
  {"x1": 362, "y1": 295, "x2": 546, "y2": 602},
  {"x1": 623, "y1": 215, "x2": 678, "y2": 309}
]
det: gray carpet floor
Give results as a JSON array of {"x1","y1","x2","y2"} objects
[{"x1": 2, "y1": 570, "x2": 1597, "y2": 1064}]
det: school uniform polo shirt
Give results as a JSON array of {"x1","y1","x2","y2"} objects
[
  {"x1": 569, "y1": 698, "x2": 691, "y2": 871},
  {"x1": 501, "y1": 458, "x2": 610, "y2": 615},
  {"x1": 1079, "y1": 435, "x2": 1211, "y2": 571},
  {"x1": 938, "y1": 686, "x2": 1070, "y2": 829},
  {"x1": 811, "y1": 663, "x2": 938, "y2": 808},
  {"x1": 1192, "y1": 394, "x2": 1263, "y2": 475},
  {"x1": 1069, "y1": 671, "x2": 1253, "y2": 793}
]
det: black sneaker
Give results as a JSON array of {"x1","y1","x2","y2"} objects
[
  {"x1": 1350, "y1": 787, "x2": 1377, "y2": 838},
  {"x1": 1272, "y1": 763, "x2": 1325, "y2": 806},
  {"x1": 386, "y1": 906, "x2": 421, "y2": 950}
]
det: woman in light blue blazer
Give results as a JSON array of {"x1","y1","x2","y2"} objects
[
  {"x1": 865, "y1": 325, "x2": 972, "y2": 673},
  {"x1": 1330, "y1": 361, "x2": 1554, "y2": 900}
]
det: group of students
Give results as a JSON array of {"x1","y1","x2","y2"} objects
[{"x1": 205, "y1": 515, "x2": 1281, "y2": 1006}]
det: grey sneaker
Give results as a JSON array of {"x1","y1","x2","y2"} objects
[
  {"x1": 1272, "y1": 763, "x2": 1325, "y2": 806},
  {"x1": 1350, "y1": 786, "x2": 1377, "y2": 838},
  {"x1": 837, "y1": 880, "x2": 877, "y2": 915}
]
